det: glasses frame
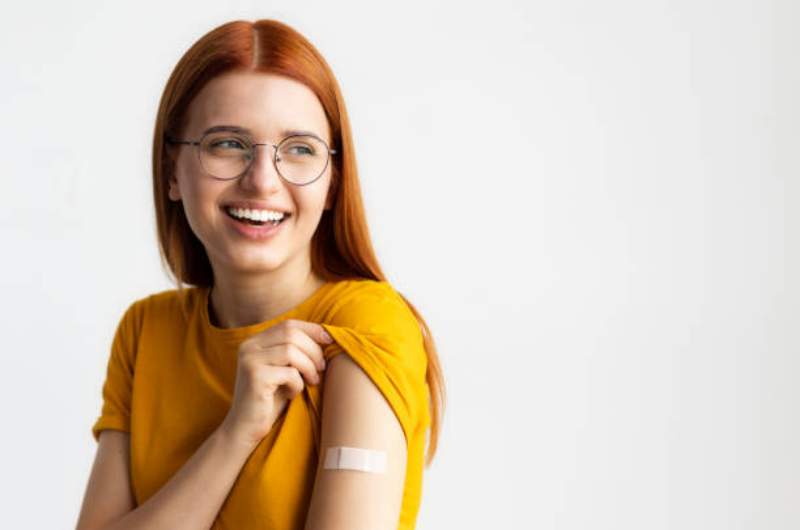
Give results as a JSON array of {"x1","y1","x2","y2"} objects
[{"x1": 165, "y1": 131, "x2": 338, "y2": 186}]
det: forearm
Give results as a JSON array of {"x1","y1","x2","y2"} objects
[{"x1": 101, "y1": 424, "x2": 259, "y2": 530}]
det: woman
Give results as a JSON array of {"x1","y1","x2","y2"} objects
[{"x1": 76, "y1": 18, "x2": 445, "y2": 530}]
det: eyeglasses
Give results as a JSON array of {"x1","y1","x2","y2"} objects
[{"x1": 165, "y1": 130, "x2": 337, "y2": 186}]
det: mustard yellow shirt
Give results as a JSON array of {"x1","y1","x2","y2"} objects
[{"x1": 91, "y1": 278, "x2": 431, "y2": 529}]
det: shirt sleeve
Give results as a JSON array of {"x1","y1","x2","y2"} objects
[
  {"x1": 320, "y1": 281, "x2": 430, "y2": 446},
  {"x1": 91, "y1": 298, "x2": 143, "y2": 443}
]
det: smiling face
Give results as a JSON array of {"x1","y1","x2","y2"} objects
[{"x1": 167, "y1": 70, "x2": 335, "y2": 278}]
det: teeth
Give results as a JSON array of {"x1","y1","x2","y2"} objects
[{"x1": 226, "y1": 207, "x2": 286, "y2": 222}]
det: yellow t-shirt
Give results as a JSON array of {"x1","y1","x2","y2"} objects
[{"x1": 91, "y1": 278, "x2": 431, "y2": 530}]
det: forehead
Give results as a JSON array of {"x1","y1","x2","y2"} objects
[{"x1": 185, "y1": 71, "x2": 330, "y2": 142}]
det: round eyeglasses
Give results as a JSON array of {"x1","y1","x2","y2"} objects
[{"x1": 165, "y1": 130, "x2": 337, "y2": 186}]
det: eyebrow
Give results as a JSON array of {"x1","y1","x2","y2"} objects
[{"x1": 202, "y1": 124, "x2": 325, "y2": 140}]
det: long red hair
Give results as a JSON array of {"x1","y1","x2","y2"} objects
[{"x1": 151, "y1": 19, "x2": 445, "y2": 466}]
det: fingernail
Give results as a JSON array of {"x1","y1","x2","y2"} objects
[{"x1": 322, "y1": 331, "x2": 334, "y2": 343}]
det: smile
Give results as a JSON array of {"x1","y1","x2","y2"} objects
[{"x1": 224, "y1": 206, "x2": 291, "y2": 226}]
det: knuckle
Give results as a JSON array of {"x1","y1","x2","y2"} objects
[
  {"x1": 285, "y1": 326, "x2": 302, "y2": 345},
  {"x1": 239, "y1": 356, "x2": 255, "y2": 371},
  {"x1": 281, "y1": 344, "x2": 297, "y2": 364},
  {"x1": 261, "y1": 370, "x2": 283, "y2": 389},
  {"x1": 289, "y1": 343, "x2": 305, "y2": 362},
  {"x1": 238, "y1": 341, "x2": 256, "y2": 357},
  {"x1": 278, "y1": 324, "x2": 292, "y2": 343}
]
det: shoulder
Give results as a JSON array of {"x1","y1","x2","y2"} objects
[
  {"x1": 323, "y1": 278, "x2": 421, "y2": 341},
  {"x1": 121, "y1": 286, "x2": 201, "y2": 321},
  {"x1": 113, "y1": 286, "x2": 201, "y2": 339}
]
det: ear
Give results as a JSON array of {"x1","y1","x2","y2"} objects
[
  {"x1": 167, "y1": 172, "x2": 181, "y2": 201},
  {"x1": 164, "y1": 142, "x2": 183, "y2": 201}
]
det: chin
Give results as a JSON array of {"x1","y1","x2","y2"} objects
[{"x1": 235, "y1": 256, "x2": 286, "y2": 273}]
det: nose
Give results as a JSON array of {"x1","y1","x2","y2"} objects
[{"x1": 239, "y1": 144, "x2": 282, "y2": 193}]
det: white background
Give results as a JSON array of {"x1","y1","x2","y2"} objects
[{"x1": 1, "y1": 0, "x2": 797, "y2": 528}]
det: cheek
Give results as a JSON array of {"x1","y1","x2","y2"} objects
[
  {"x1": 295, "y1": 192, "x2": 328, "y2": 226},
  {"x1": 174, "y1": 173, "x2": 222, "y2": 231},
  {"x1": 301, "y1": 173, "x2": 333, "y2": 212}
]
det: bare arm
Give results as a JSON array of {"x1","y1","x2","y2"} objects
[
  {"x1": 76, "y1": 423, "x2": 259, "y2": 530},
  {"x1": 303, "y1": 352, "x2": 408, "y2": 530},
  {"x1": 75, "y1": 430, "x2": 136, "y2": 530}
]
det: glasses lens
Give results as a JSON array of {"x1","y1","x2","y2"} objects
[
  {"x1": 198, "y1": 132, "x2": 332, "y2": 183},
  {"x1": 276, "y1": 135, "x2": 330, "y2": 184},
  {"x1": 199, "y1": 132, "x2": 250, "y2": 179}
]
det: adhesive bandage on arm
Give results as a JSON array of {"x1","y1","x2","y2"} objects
[{"x1": 323, "y1": 446, "x2": 387, "y2": 474}]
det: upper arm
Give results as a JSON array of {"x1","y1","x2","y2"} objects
[
  {"x1": 303, "y1": 352, "x2": 408, "y2": 530},
  {"x1": 75, "y1": 430, "x2": 136, "y2": 530}
]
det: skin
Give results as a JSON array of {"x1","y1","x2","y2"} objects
[
  {"x1": 167, "y1": 70, "x2": 335, "y2": 328},
  {"x1": 75, "y1": 70, "x2": 406, "y2": 530},
  {"x1": 167, "y1": 71, "x2": 408, "y2": 529}
]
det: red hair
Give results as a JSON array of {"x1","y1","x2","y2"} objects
[{"x1": 151, "y1": 19, "x2": 445, "y2": 466}]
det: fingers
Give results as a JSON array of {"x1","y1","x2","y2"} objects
[
  {"x1": 277, "y1": 320, "x2": 333, "y2": 372},
  {"x1": 240, "y1": 319, "x2": 334, "y2": 387},
  {"x1": 266, "y1": 365, "x2": 305, "y2": 397},
  {"x1": 241, "y1": 342, "x2": 320, "y2": 387},
  {"x1": 283, "y1": 343, "x2": 322, "y2": 385}
]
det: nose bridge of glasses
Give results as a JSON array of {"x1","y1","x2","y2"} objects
[
  {"x1": 247, "y1": 142, "x2": 281, "y2": 163},
  {"x1": 244, "y1": 142, "x2": 290, "y2": 185}
]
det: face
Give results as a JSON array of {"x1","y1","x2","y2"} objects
[{"x1": 167, "y1": 71, "x2": 335, "y2": 277}]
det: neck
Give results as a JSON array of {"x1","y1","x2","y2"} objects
[{"x1": 208, "y1": 263, "x2": 326, "y2": 329}]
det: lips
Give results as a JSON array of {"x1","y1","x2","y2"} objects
[{"x1": 221, "y1": 201, "x2": 292, "y2": 214}]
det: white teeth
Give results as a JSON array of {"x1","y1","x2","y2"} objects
[{"x1": 226, "y1": 207, "x2": 286, "y2": 222}]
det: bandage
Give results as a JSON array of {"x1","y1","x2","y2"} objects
[{"x1": 323, "y1": 446, "x2": 387, "y2": 474}]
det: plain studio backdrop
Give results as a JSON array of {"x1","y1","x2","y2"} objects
[{"x1": 0, "y1": 0, "x2": 797, "y2": 528}]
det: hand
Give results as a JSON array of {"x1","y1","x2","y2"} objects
[{"x1": 219, "y1": 319, "x2": 334, "y2": 447}]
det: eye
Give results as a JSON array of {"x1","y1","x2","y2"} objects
[
  {"x1": 286, "y1": 143, "x2": 315, "y2": 156},
  {"x1": 211, "y1": 138, "x2": 247, "y2": 150}
]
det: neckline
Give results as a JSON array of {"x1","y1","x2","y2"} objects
[{"x1": 199, "y1": 281, "x2": 334, "y2": 344}]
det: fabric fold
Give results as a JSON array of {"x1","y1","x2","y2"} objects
[
  {"x1": 89, "y1": 278, "x2": 431, "y2": 529},
  {"x1": 318, "y1": 280, "x2": 430, "y2": 446}
]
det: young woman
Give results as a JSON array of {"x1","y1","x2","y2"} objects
[{"x1": 76, "y1": 19, "x2": 445, "y2": 530}]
